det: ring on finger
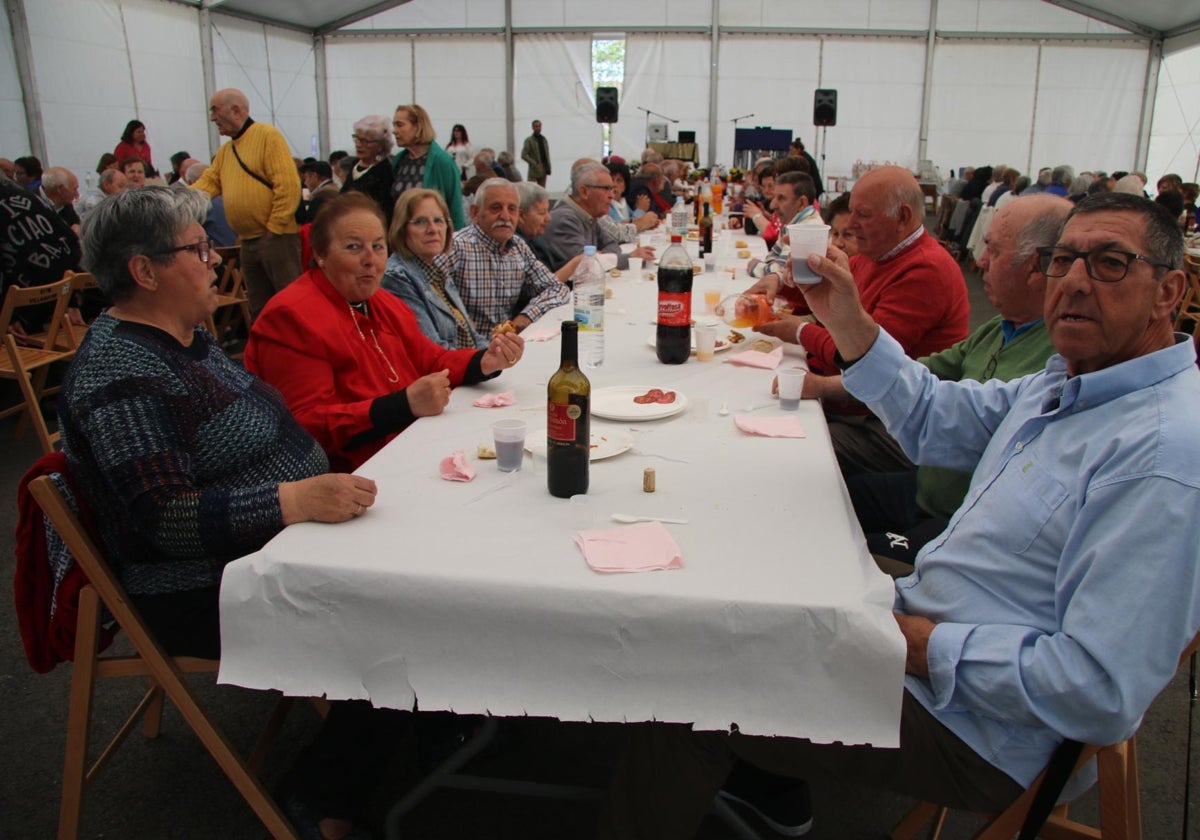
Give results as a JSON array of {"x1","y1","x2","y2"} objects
[{"x1": 356, "y1": 503, "x2": 365, "y2": 516}]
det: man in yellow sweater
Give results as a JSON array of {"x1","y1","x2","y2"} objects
[{"x1": 193, "y1": 88, "x2": 302, "y2": 317}]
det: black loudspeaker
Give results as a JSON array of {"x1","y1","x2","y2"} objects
[
  {"x1": 814, "y1": 89, "x2": 837, "y2": 127},
  {"x1": 677, "y1": 130, "x2": 696, "y2": 144},
  {"x1": 596, "y1": 86, "x2": 619, "y2": 123}
]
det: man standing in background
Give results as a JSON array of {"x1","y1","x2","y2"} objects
[
  {"x1": 192, "y1": 87, "x2": 302, "y2": 317},
  {"x1": 521, "y1": 120, "x2": 551, "y2": 187}
]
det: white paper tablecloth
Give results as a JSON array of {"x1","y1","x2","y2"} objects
[{"x1": 218, "y1": 231, "x2": 906, "y2": 748}]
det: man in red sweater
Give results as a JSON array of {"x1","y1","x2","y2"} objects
[{"x1": 756, "y1": 165, "x2": 969, "y2": 475}]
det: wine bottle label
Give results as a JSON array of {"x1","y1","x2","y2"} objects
[
  {"x1": 547, "y1": 399, "x2": 585, "y2": 442},
  {"x1": 657, "y1": 292, "x2": 692, "y2": 327}
]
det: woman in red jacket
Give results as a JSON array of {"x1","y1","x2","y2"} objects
[
  {"x1": 113, "y1": 120, "x2": 153, "y2": 175},
  {"x1": 245, "y1": 191, "x2": 525, "y2": 471}
]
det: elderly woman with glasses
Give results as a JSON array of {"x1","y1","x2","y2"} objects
[
  {"x1": 60, "y1": 186, "x2": 375, "y2": 658},
  {"x1": 380, "y1": 188, "x2": 487, "y2": 350},
  {"x1": 390, "y1": 103, "x2": 467, "y2": 230},
  {"x1": 340, "y1": 114, "x2": 397, "y2": 227},
  {"x1": 245, "y1": 191, "x2": 523, "y2": 471}
]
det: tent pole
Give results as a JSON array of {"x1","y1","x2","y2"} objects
[
  {"x1": 505, "y1": 0, "x2": 515, "y2": 158},
  {"x1": 707, "y1": 0, "x2": 718, "y2": 169},
  {"x1": 6, "y1": 0, "x2": 46, "y2": 161},
  {"x1": 1134, "y1": 39, "x2": 1162, "y2": 173},
  {"x1": 314, "y1": 34, "x2": 329, "y2": 160},
  {"x1": 200, "y1": 7, "x2": 219, "y2": 158},
  {"x1": 917, "y1": 0, "x2": 938, "y2": 168}
]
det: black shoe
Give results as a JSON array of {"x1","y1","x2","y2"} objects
[
  {"x1": 279, "y1": 793, "x2": 373, "y2": 840},
  {"x1": 718, "y1": 760, "x2": 813, "y2": 837}
]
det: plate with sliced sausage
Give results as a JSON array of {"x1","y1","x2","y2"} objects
[{"x1": 591, "y1": 386, "x2": 690, "y2": 421}]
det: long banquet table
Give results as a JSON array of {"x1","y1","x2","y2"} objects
[{"x1": 218, "y1": 233, "x2": 906, "y2": 749}]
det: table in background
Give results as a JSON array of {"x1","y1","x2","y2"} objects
[{"x1": 218, "y1": 232, "x2": 906, "y2": 748}]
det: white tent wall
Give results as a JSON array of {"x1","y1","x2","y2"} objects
[
  {"x1": 325, "y1": 38, "x2": 414, "y2": 156},
  {"x1": 211, "y1": 15, "x2": 318, "y2": 159},
  {"x1": 512, "y1": 33, "x2": 597, "y2": 194},
  {"x1": 717, "y1": 0, "x2": 928, "y2": 30},
  {"x1": 510, "y1": 0, "x2": 706, "y2": 28},
  {"x1": 21, "y1": 0, "x2": 206, "y2": 187},
  {"x1": 0, "y1": 6, "x2": 30, "y2": 161},
  {"x1": 1146, "y1": 43, "x2": 1200, "y2": 184},
  {"x1": 612, "y1": 35, "x2": 711, "y2": 164},
  {"x1": 339, "y1": 0, "x2": 504, "y2": 30},
  {"x1": 413, "y1": 36, "x2": 508, "y2": 168},
  {"x1": 927, "y1": 43, "x2": 1039, "y2": 176}
]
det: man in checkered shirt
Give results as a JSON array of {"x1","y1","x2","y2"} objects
[{"x1": 448, "y1": 178, "x2": 569, "y2": 335}]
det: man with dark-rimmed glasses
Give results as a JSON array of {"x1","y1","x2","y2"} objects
[{"x1": 598, "y1": 191, "x2": 1200, "y2": 840}]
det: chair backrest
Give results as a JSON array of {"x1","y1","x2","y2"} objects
[
  {"x1": 66, "y1": 271, "x2": 99, "y2": 293},
  {"x1": 0, "y1": 277, "x2": 74, "y2": 349}
]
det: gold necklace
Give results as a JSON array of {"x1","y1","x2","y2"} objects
[{"x1": 347, "y1": 301, "x2": 400, "y2": 384}]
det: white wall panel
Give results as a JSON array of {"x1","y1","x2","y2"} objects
[
  {"x1": 818, "y1": 40, "x2": 926, "y2": 177},
  {"x1": 926, "y1": 43, "x2": 1038, "y2": 175},
  {"x1": 513, "y1": 34, "x2": 598, "y2": 194},
  {"x1": 0, "y1": 2, "x2": 30, "y2": 159},
  {"x1": 612, "y1": 35, "x2": 710, "y2": 163},
  {"x1": 413, "y1": 37, "x2": 507, "y2": 164},
  {"x1": 936, "y1": 0, "x2": 1124, "y2": 34},
  {"x1": 714, "y1": 35, "x2": 822, "y2": 168},
  {"x1": 1029, "y1": 44, "x2": 1145, "y2": 172},
  {"x1": 1146, "y1": 43, "x2": 1200, "y2": 183},
  {"x1": 325, "y1": 39, "x2": 412, "y2": 158},
  {"x1": 341, "y1": 1, "x2": 504, "y2": 31},
  {"x1": 719, "y1": 0, "x2": 927, "y2": 30}
]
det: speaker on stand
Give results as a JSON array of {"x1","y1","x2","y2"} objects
[
  {"x1": 813, "y1": 89, "x2": 837, "y2": 193},
  {"x1": 596, "y1": 87, "x2": 619, "y2": 124}
]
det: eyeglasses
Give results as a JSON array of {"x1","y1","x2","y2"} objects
[
  {"x1": 1036, "y1": 245, "x2": 1173, "y2": 283},
  {"x1": 583, "y1": 183, "x2": 614, "y2": 192},
  {"x1": 150, "y1": 238, "x2": 215, "y2": 264},
  {"x1": 352, "y1": 134, "x2": 381, "y2": 144},
  {"x1": 408, "y1": 216, "x2": 448, "y2": 229}
]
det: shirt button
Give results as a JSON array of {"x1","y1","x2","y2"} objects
[{"x1": 1014, "y1": 441, "x2": 1024, "y2": 452}]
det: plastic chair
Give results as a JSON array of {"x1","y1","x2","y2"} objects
[
  {"x1": 1, "y1": 278, "x2": 76, "y2": 454},
  {"x1": 891, "y1": 632, "x2": 1200, "y2": 840},
  {"x1": 26, "y1": 474, "x2": 299, "y2": 840}
]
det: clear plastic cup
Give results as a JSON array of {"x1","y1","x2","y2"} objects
[{"x1": 492, "y1": 419, "x2": 527, "y2": 471}]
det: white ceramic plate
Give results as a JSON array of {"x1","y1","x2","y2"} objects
[
  {"x1": 645, "y1": 330, "x2": 743, "y2": 355},
  {"x1": 590, "y1": 386, "x2": 689, "y2": 422},
  {"x1": 524, "y1": 428, "x2": 635, "y2": 461}
]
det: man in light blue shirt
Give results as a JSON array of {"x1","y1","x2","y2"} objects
[{"x1": 599, "y1": 192, "x2": 1200, "y2": 839}]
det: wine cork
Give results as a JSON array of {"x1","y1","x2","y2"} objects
[{"x1": 643, "y1": 467, "x2": 656, "y2": 493}]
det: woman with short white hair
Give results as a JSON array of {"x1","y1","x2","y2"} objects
[{"x1": 340, "y1": 114, "x2": 397, "y2": 226}]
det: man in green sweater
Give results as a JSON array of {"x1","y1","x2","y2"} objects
[{"x1": 821, "y1": 194, "x2": 1073, "y2": 564}]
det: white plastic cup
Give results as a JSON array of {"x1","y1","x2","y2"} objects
[
  {"x1": 628, "y1": 256, "x2": 644, "y2": 277},
  {"x1": 492, "y1": 418, "x2": 527, "y2": 471},
  {"x1": 695, "y1": 324, "x2": 718, "y2": 362},
  {"x1": 776, "y1": 368, "x2": 807, "y2": 410},
  {"x1": 786, "y1": 224, "x2": 830, "y2": 286}
]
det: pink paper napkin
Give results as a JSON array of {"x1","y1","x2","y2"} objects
[
  {"x1": 573, "y1": 522, "x2": 684, "y2": 573},
  {"x1": 734, "y1": 415, "x2": 806, "y2": 438},
  {"x1": 472, "y1": 390, "x2": 516, "y2": 408},
  {"x1": 727, "y1": 346, "x2": 784, "y2": 369},
  {"x1": 439, "y1": 450, "x2": 476, "y2": 481},
  {"x1": 521, "y1": 323, "x2": 561, "y2": 342}
]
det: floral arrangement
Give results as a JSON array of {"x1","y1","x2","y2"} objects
[
  {"x1": 728, "y1": 167, "x2": 744, "y2": 182},
  {"x1": 687, "y1": 168, "x2": 708, "y2": 183}
]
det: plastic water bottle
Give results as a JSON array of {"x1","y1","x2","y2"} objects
[
  {"x1": 670, "y1": 195, "x2": 687, "y2": 235},
  {"x1": 572, "y1": 245, "x2": 605, "y2": 368}
]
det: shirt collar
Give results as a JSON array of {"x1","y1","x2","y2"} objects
[
  {"x1": 232, "y1": 117, "x2": 255, "y2": 141},
  {"x1": 877, "y1": 226, "x2": 924, "y2": 263},
  {"x1": 788, "y1": 205, "x2": 817, "y2": 225},
  {"x1": 1047, "y1": 334, "x2": 1197, "y2": 414},
  {"x1": 1000, "y1": 317, "x2": 1042, "y2": 344}
]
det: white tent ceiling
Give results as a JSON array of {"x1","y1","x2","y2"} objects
[{"x1": 191, "y1": 0, "x2": 1200, "y2": 45}]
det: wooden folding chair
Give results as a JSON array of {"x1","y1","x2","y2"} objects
[
  {"x1": 203, "y1": 246, "x2": 252, "y2": 357},
  {"x1": 1, "y1": 278, "x2": 77, "y2": 454},
  {"x1": 27, "y1": 475, "x2": 298, "y2": 840},
  {"x1": 892, "y1": 632, "x2": 1200, "y2": 840},
  {"x1": 1174, "y1": 254, "x2": 1200, "y2": 333}
]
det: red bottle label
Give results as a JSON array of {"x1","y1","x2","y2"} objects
[
  {"x1": 547, "y1": 400, "x2": 582, "y2": 442},
  {"x1": 658, "y1": 292, "x2": 692, "y2": 327}
]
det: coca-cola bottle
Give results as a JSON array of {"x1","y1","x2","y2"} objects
[{"x1": 656, "y1": 234, "x2": 693, "y2": 365}]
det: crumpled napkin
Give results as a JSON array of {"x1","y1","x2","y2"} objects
[
  {"x1": 472, "y1": 390, "x2": 516, "y2": 408},
  {"x1": 573, "y1": 521, "x2": 684, "y2": 573},
  {"x1": 439, "y1": 450, "x2": 476, "y2": 481},
  {"x1": 734, "y1": 415, "x2": 806, "y2": 438},
  {"x1": 727, "y1": 346, "x2": 784, "y2": 369},
  {"x1": 521, "y1": 322, "x2": 561, "y2": 342}
]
